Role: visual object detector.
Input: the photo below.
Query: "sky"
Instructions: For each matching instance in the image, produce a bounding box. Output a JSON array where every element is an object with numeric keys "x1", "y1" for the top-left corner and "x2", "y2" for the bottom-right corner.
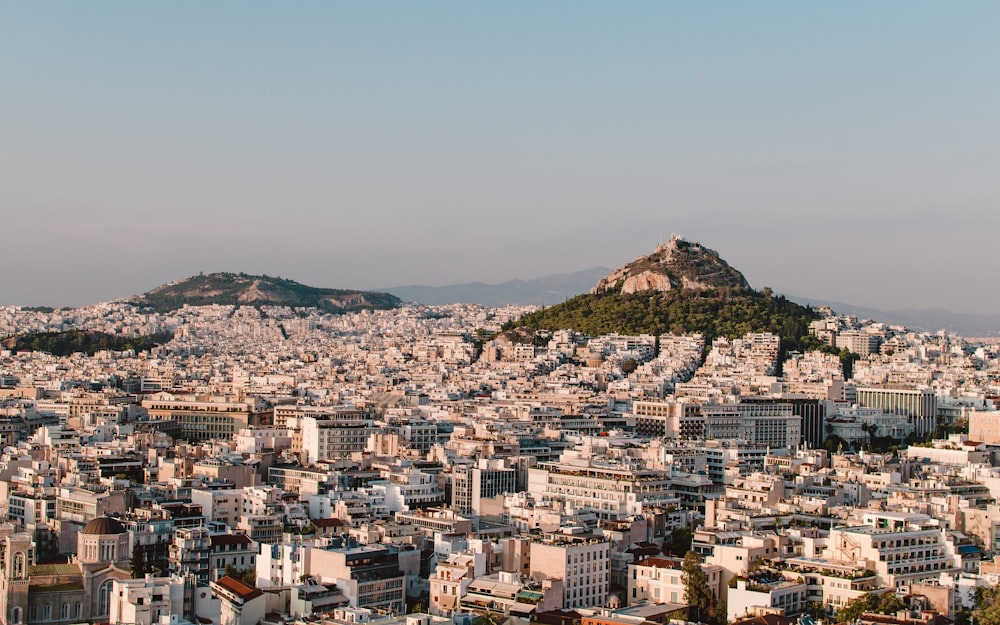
[{"x1": 2, "y1": 3, "x2": 999, "y2": 313}]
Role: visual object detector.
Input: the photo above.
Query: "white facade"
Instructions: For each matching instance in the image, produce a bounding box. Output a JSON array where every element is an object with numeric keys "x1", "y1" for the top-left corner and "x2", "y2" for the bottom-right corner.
[
  {"x1": 530, "y1": 536, "x2": 610, "y2": 609},
  {"x1": 110, "y1": 575, "x2": 185, "y2": 625},
  {"x1": 302, "y1": 412, "x2": 373, "y2": 463},
  {"x1": 627, "y1": 557, "x2": 721, "y2": 606}
]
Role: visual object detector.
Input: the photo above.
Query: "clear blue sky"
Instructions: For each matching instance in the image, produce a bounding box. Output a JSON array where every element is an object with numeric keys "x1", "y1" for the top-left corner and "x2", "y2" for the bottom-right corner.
[{"x1": 3, "y1": 3, "x2": 998, "y2": 313}]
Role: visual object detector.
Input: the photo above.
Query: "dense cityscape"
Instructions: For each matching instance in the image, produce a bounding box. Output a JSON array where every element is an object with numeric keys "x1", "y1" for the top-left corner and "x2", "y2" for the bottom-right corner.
[
  {"x1": 7, "y1": 2, "x2": 999, "y2": 625},
  {"x1": 3, "y1": 244, "x2": 1000, "y2": 625}
]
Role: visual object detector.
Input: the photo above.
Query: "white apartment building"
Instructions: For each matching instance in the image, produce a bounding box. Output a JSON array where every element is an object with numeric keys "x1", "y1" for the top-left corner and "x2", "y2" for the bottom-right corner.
[
  {"x1": 530, "y1": 533, "x2": 610, "y2": 609},
  {"x1": 627, "y1": 557, "x2": 722, "y2": 606},
  {"x1": 210, "y1": 534, "x2": 257, "y2": 582},
  {"x1": 307, "y1": 545, "x2": 407, "y2": 614},
  {"x1": 728, "y1": 577, "x2": 808, "y2": 622},
  {"x1": 430, "y1": 552, "x2": 486, "y2": 616},
  {"x1": 240, "y1": 486, "x2": 282, "y2": 517},
  {"x1": 634, "y1": 401, "x2": 801, "y2": 449},
  {"x1": 302, "y1": 411, "x2": 373, "y2": 463},
  {"x1": 825, "y1": 512, "x2": 957, "y2": 591},
  {"x1": 836, "y1": 330, "x2": 880, "y2": 357},
  {"x1": 190, "y1": 487, "x2": 241, "y2": 530},
  {"x1": 633, "y1": 399, "x2": 703, "y2": 439},
  {"x1": 452, "y1": 459, "x2": 517, "y2": 516},
  {"x1": 784, "y1": 558, "x2": 880, "y2": 617},
  {"x1": 528, "y1": 459, "x2": 674, "y2": 521},
  {"x1": 702, "y1": 403, "x2": 802, "y2": 449},
  {"x1": 369, "y1": 468, "x2": 445, "y2": 513},
  {"x1": 256, "y1": 541, "x2": 309, "y2": 588},
  {"x1": 110, "y1": 575, "x2": 185, "y2": 625}
]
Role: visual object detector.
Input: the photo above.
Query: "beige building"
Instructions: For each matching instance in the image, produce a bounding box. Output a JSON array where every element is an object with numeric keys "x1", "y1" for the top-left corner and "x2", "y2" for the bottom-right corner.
[
  {"x1": 627, "y1": 557, "x2": 722, "y2": 606},
  {"x1": 784, "y1": 557, "x2": 880, "y2": 617},
  {"x1": 307, "y1": 545, "x2": 407, "y2": 614},
  {"x1": 706, "y1": 533, "x2": 788, "y2": 591},
  {"x1": 528, "y1": 460, "x2": 675, "y2": 521},
  {"x1": 530, "y1": 533, "x2": 610, "y2": 609},
  {"x1": 825, "y1": 512, "x2": 957, "y2": 591},
  {"x1": 969, "y1": 411, "x2": 1000, "y2": 446},
  {"x1": 301, "y1": 410, "x2": 373, "y2": 463},
  {"x1": 728, "y1": 577, "x2": 807, "y2": 622},
  {"x1": 142, "y1": 393, "x2": 269, "y2": 442},
  {"x1": 460, "y1": 570, "x2": 564, "y2": 617},
  {"x1": 429, "y1": 553, "x2": 485, "y2": 616},
  {"x1": 109, "y1": 575, "x2": 186, "y2": 625}
]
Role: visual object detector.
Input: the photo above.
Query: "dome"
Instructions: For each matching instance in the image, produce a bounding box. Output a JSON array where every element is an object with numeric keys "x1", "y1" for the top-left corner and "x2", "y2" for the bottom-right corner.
[{"x1": 80, "y1": 516, "x2": 126, "y2": 536}]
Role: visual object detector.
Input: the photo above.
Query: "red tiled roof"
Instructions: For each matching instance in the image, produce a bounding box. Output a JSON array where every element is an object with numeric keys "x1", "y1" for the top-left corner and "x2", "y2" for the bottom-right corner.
[
  {"x1": 312, "y1": 518, "x2": 346, "y2": 527},
  {"x1": 215, "y1": 576, "x2": 263, "y2": 601}
]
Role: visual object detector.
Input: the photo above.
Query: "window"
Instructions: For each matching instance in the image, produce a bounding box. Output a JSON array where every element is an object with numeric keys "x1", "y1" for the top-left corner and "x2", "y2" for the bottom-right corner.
[{"x1": 98, "y1": 580, "x2": 114, "y2": 616}]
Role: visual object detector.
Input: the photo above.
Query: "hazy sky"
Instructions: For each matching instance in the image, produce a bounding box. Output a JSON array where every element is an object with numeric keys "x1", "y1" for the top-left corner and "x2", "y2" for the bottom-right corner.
[{"x1": 3, "y1": 3, "x2": 998, "y2": 313}]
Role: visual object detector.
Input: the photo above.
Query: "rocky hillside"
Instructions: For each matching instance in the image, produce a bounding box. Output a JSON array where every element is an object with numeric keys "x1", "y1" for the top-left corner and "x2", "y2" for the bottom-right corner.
[
  {"x1": 132, "y1": 273, "x2": 402, "y2": 313},
  {"x1": 513, "y1": 238, "x2": 825, "y2": 353},
  {"x1": 592, "y1": 235, "x2": 750, "y2": 295}
]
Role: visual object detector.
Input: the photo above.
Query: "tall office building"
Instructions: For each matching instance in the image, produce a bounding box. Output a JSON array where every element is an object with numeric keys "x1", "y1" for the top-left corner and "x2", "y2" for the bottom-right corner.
[{"x1": 452, "y1": 459, "x2": 516, "y2": 516}]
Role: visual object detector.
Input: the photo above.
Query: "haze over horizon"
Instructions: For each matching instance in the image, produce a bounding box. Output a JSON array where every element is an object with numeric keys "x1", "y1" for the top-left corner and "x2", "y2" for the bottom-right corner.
[{"x1": 3, "y1": 3, "x2": 998, "y2": 313}]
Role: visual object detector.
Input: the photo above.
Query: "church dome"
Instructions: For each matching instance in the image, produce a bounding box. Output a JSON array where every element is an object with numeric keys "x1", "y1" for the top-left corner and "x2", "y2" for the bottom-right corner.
[{"x1": 80, "y1": 516, "x2": 126, "y2": 536}]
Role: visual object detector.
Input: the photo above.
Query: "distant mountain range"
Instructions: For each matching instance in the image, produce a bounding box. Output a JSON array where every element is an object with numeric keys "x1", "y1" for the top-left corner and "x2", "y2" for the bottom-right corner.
[
  {"x1": 131, "y1": 273, "x2": 401, "y2": 313},
  {"x1": 391, "y1": 239, "x2": 1000, "y2": 337},
  {"x1": 786, "y1": 296, "x2": 1000, "y2": 337},
  {"x1": 20, "y1": 259, "x2": 998, "y2": 337},
  {"x1": 384, "y1": 267, "x2": 612, "y2": 307}
]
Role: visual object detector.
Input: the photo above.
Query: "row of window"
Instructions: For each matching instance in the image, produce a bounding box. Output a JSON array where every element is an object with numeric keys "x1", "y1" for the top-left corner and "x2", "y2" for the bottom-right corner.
[{"x1": 28, "y1": 601, "x2": 82, "y2": 622}]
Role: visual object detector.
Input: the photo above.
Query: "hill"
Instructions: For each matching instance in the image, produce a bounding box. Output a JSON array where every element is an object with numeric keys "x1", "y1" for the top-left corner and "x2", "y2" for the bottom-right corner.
[
  {"x1": 2, "y1": 330, "x2": 173, "y2": 356},
  {"x1": 132, "y1": 273, "x2": 402, "y2": 313},
  {"x1": 512, "y1": 238, "x2": 825, "y2": 353},
  {"x1": 385, "y1": 267, "x2": 611, "y2": 306},
  {"x1": 592, "y1": 235, "x2": 749, "y2": 295}
]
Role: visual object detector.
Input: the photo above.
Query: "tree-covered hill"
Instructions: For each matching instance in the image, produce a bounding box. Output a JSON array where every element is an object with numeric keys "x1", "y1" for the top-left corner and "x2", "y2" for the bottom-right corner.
[
  {"x1": 511, "y1": 287, "x2": 829, "y2": 353},
  {"x1": 2, "y1": 330, "x2": 174, "y2": 356},
  {"x1": 132, "y1": 272, "x2": 402, "y2": 313}
]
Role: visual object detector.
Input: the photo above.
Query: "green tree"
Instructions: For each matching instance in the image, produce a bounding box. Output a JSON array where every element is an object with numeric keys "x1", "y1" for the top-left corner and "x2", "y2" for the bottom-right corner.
[
  {"x1": 974, "y1": 584, "x2": 1000, "y2": 625},
  {"x1": 823, "y1": 434, "x2": 848, "y2": 455},
  {"x1": 716, "y1": 595, "x2": 727, "y2": 625},
  {"x1": 837, "y1": 592, "x2": 905, "y2": 622},
  {"x1": 130, "y1": 543, "x2": 147, "y2": 579},
  {"x1": 225, "y1": 565, "x2": 257, "y2": 587},
  {"x1": 664, "y1": 527, "x2": 693, "y2": 557},
  {"x1": 839, "y1": 349, "x2": 861, "y2": 379},
  {"x1": 682, "y1": 551, "x2": 721, "y2": 625}
]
